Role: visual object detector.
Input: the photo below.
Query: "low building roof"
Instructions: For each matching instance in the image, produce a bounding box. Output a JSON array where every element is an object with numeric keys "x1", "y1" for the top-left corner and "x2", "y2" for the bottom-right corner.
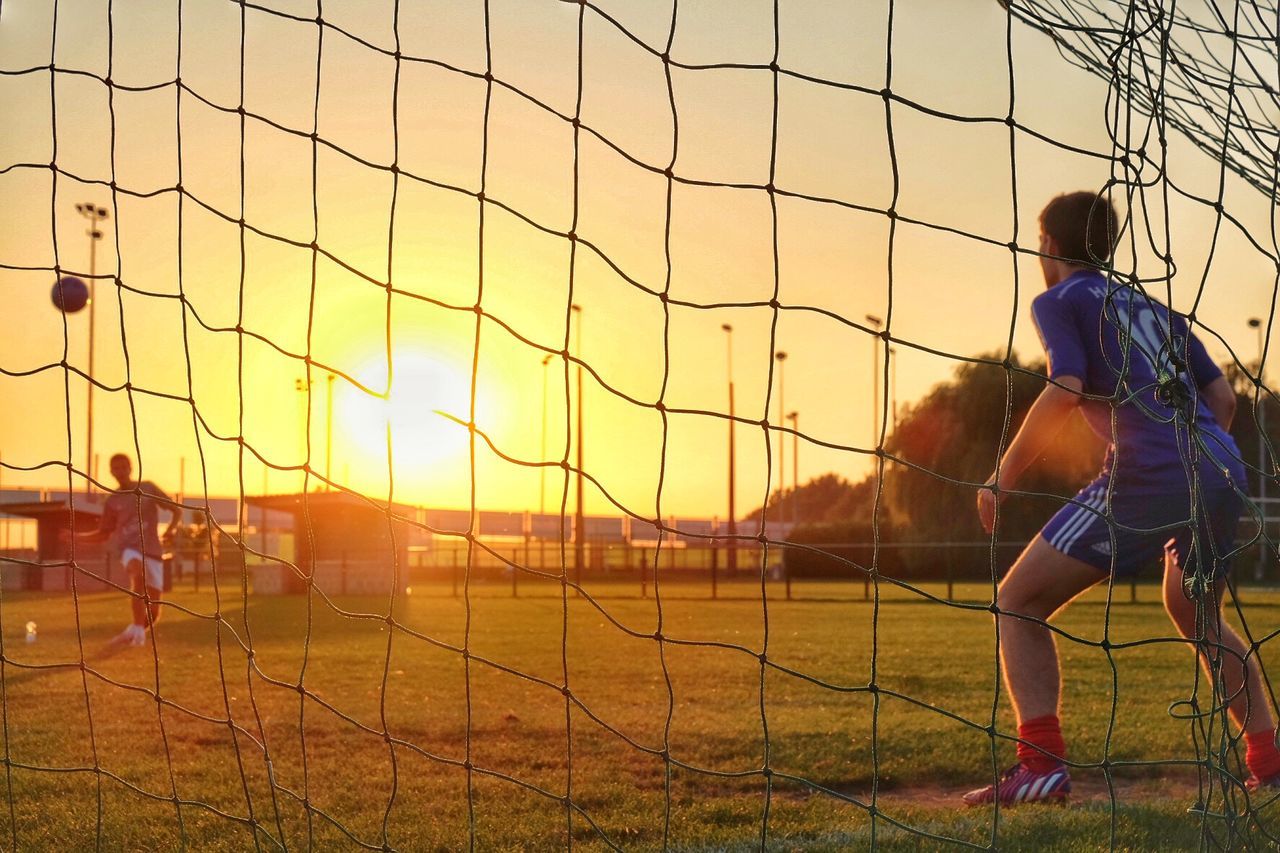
[
  {"x1": 1, "y1": 500, "x2": 104, "y2": 520},
  {"x1": 244, "y1": 491, "x2": 416, "y2": 518}
]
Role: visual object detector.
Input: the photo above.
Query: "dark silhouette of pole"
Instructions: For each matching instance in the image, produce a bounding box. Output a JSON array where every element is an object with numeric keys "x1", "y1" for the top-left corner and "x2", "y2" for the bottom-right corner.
[
  {"x1": 866, "y1": 315, "x2": 883, "y2": 449},
  {"x1": 261, "y1": 466, "x2": 268, "y2": 556},
  {"x1": 573, "y1": 304, "x2": 585, "y2": 580},
  {"x1": 541, "y1": 353, "x2": 553, "y2": 515},
  {"x1": 722, "y1": 323, "x2": 737, "y2": 575},
  {"x1": 787, "y1": 411, "x2": 798, "y2": 525},
  {"x1": 888, "y1": 346, "x2": 898, "y2": 433},
  {"x1": 1250, "y1": 316, "x2": 1267, "y2": 580},
  {"x1": 75, "y1": 202, "x2": 107, "y2": 493},
  {"x1": 774, "y1": 351, "x2": 788, "y2": 513},
  {"x1": 296, "y1": 371, "x2": 335, "y2": 490},
  {"x1": 326, "y1": 372, "x2": 335, "y2": 490}
]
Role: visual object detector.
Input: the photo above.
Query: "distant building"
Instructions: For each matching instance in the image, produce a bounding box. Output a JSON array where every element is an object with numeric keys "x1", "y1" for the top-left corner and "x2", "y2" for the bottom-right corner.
[
  {"x1": 0, "y1": 496, "x2": 114, "y2": 592},
  {"x1": 244, "y1": 492, "x2": 416, "y2": 594}
]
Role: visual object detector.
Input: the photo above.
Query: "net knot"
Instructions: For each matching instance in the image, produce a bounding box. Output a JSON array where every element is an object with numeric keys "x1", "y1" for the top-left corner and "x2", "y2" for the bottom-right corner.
[
  {"x1": 1157, "y1": 373, "x2": 1192, "y2": 409},
  {"x1": 1154, "y1": 362, "x2": 1193, "y2": 418},
  {"x1": 1181, "y1": 565, "x2": 1215, "y2": 601}
]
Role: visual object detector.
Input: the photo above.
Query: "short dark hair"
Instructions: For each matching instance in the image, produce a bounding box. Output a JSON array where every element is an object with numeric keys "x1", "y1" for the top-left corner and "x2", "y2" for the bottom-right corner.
[
  {"x1": 109, "y1": 453, "x2": 131, "y2": 466},
  {"x1": 1040, "y1": 191, "x2": 1119, "y2": 268}
]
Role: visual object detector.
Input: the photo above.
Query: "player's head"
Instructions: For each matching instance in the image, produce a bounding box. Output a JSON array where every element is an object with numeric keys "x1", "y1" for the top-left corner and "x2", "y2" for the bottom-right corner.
[
  {"x1": 1038, "y1": 191, "x2": 1119, "y2": 283},
  {"x1": 108, "y1": 453, "x2": 132, "y2": 486}
]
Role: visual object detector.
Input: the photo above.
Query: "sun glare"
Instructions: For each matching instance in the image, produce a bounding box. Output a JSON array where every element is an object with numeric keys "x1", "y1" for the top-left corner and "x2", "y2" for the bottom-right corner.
[{"x1": 343, "y1": 351, "x2": 474, "y2": 475}]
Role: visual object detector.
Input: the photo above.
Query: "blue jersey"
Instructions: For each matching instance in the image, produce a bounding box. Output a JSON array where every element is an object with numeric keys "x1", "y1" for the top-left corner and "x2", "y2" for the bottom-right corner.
[{"x1": 1030, "y1": 270, "x2": 1247, "y2": 496}]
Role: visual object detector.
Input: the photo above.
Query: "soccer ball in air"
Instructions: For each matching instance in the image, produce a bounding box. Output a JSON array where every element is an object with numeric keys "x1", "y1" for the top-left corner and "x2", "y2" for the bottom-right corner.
[{"x1": 51, "y1": 276, "x2": 89, "y2": 313}]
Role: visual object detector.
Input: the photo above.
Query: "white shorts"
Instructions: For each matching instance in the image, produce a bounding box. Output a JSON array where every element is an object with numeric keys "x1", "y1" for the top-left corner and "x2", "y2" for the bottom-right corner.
[{"x1": 121, "y1": 548, "x2": 164, "y2": 589}]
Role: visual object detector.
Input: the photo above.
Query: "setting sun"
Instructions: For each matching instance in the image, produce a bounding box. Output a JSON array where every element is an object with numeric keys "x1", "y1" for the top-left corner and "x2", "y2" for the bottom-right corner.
[{"x1": 343, "y1": 351, "x2": 474, "y2": 480}]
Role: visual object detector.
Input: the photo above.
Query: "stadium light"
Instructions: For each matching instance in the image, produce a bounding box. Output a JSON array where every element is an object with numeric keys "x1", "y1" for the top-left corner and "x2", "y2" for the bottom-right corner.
[
  {"x1": 74, "y1": 202, "x2": 108, "y2": 494},
  {"x1": 722, "y1": 324, "x2": 737, "y2": 574},
  {"x1": 1250, "y1": 317, "x2": 1268, "y2": 580}
]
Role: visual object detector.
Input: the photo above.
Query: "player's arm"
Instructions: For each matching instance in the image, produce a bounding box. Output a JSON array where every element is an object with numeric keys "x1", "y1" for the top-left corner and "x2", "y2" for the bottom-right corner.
[
  {"x1": 1184, "y1": 327, "x2": 1235, "y2": 431},
  {"x1": 978, "y1": 290, "x2": 1088, "y2": 533},
  {"x1": 64, "y1": 504, "x2": 115, "y2": 543},
  {"x1": 68, "y1": 526, "x2": 110, "y2": 543},
  {"x1": 978, "y1": 376, "x2": 1084, "y2": 533},
  {"x1": 148, "y1": 482, "x2": 182, "y2": 543},
  {"x1": 1200, "y1": 375, "x2": 1236, "y2": 431}
]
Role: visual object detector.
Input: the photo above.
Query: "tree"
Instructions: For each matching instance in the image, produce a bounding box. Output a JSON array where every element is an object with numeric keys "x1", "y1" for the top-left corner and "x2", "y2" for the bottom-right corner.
[
  {"x1": 881, "y1": 353, "x2": 1103, "y2": 542},
  {"x1": 743, "y1": 473, "x2": 874, "y2": 526},
  {"x1": 756, "y1": 353, "x2": 1105, "y2": 547}
]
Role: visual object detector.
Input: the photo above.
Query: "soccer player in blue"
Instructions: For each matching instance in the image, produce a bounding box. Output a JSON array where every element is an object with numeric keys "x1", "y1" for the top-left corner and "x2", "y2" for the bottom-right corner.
[{"x1": 963, "y1": 191, "x2": 1279, "y2": 805}]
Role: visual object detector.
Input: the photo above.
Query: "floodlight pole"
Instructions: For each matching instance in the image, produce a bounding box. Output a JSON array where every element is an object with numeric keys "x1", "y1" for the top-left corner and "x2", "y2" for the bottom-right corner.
[
  {"x1": 888, "y1": 346, "x2": 898, "y2": 433},
  {"x1": 866, "y1": 315, "x2": 883, "y2": 450},
  {"x1": 722, "y1": 324, "x2": 736, "y2": 575},
  {"x1": 326, "y1": 372, "x2": 335, "y2": 490},
  {"x1": 774, "y1": 351, "x2": 788, "y2": 512},
  {"x1": 75, "y1": 202, "x2": 107, "y2": 494},
  {"x1": 541, "y1": 354, "x2": 553, "y2": 515},
  {"x1": 787, "y1": 411, "x2": 799, "y2": 525},
  {"x1": 295, "y1": 371, "x2": 335, "y2": 491},
  {"x1": 576, "y1": 302, "x2": 586, "y2": 573},
  {"x1": 1250, "y1": 317, "x2": 1267, "y2": 580}
]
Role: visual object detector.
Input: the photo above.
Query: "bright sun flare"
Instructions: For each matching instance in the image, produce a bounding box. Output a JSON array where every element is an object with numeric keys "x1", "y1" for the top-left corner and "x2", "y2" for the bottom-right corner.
[{"x1": 342, "y1": 352, "x2": 474, "y2": 473}]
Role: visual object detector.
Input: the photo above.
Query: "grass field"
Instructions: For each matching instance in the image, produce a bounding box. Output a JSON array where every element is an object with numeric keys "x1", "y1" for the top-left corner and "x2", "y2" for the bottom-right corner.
[{"x1": 2, "y1": 575, "x2": 1280, "y2": 850}]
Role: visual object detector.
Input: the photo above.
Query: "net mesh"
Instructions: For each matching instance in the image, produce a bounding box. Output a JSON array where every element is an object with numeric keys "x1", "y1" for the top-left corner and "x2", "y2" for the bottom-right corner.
[{"x1": 1, "y1": 0, "x2": 1279, "y2": 847}]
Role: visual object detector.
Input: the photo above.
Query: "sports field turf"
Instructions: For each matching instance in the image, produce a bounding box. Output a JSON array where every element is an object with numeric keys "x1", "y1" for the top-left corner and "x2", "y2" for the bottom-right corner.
[{"x1": 1, "y1": 576, "x2": 1278, "y2": 849}]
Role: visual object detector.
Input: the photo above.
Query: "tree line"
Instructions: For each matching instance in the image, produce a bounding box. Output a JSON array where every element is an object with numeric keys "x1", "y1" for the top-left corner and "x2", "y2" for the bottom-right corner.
[{"x1": 748, "y1": 354, "x2": 1278, "y2": 579}]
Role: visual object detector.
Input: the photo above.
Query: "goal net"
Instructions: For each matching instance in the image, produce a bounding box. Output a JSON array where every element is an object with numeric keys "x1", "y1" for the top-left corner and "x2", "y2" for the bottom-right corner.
[{"x1": 0, "y1": 0, "x2": 1278, "y2": 847}]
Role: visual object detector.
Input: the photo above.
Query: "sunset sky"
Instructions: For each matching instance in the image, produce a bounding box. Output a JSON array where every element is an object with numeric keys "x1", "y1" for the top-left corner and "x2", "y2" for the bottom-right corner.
[{"x1": 1, "y1": 0, "x2": 1275, "y2": 519}]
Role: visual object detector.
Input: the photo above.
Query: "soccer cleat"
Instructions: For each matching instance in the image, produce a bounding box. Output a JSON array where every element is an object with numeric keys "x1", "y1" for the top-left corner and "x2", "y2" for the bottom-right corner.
[
  {"x1": 127, "y1": 624, "x2": 147, "y2": 647},
  {"x1": 111, "y1": 624, "x2": 138, "y2": 645},
  {"x1": 962, "y1": 762, "x2": 1071, "y2": 806}
]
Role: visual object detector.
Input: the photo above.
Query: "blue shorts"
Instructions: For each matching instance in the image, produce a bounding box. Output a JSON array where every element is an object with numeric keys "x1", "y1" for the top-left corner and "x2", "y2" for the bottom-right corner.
[{"x1": 1041, "y1": 480, "x2": 1243, "y2": 578}]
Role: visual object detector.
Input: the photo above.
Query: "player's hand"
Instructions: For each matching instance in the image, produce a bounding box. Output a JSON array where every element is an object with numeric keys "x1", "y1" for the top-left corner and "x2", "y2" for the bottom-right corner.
[{"x1": 977, "y1": 476, "x2": 1007, "y2": 534}]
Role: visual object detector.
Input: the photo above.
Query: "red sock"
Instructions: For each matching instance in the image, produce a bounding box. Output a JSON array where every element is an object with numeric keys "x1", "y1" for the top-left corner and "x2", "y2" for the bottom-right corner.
[
  {"x1": 1017, "y1": 714, "x2": 1066, "y2": 774},
  {"x1": 1245, "y1": 730, "x2": 1280, "y2": 781}
]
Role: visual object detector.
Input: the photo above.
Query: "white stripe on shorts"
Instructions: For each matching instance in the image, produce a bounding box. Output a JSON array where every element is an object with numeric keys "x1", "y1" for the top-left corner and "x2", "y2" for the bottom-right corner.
[
  {"x1": 1050, "y1": 491, "x2": 1103, "y2": 551},
  {"x1": 1059, "y1": 494, "x2": 1105, "y2": 553}
]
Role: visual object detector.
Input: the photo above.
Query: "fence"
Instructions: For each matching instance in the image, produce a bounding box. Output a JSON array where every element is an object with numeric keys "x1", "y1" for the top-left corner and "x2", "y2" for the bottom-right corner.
[
  {"x1": 103, "y1": 536, "x2": 1280, "y2": 602},
  {"x1": 393, "y1": 539, "x2": 1241, "y2": 602}
]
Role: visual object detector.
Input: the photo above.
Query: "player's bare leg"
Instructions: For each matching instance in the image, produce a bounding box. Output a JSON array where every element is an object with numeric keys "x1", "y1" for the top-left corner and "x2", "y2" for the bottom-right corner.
[
  {"x1": 115, "y1": 558, "x2": 160, "y2": 646},
  {"x1": 126, "y1": 559, "x2": 148, "y2": 628},
  {"x1": 141, "y1": 582, "x2": 162, "y2": 628},
  {"x1": 996, "y1": 535, "x2": 1104, "y2": 721},
  {"x1": 963, "y1": 536, "x2": 1103, "y2": 805},
  {"x1": 1163, "y1": 546, "x2": 1280, "y2": 787},
  {"x1": 1162, "y1": 554, "x2": 1272, "y2": 733}
]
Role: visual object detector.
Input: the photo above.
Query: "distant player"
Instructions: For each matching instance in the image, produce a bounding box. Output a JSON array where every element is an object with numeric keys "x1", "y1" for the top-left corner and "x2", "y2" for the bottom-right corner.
[
  {"x1": 69, "y1": 453, "x2": 181, "y2": 646},
  {"x1": 965, "y1": 191, "x2": 1279, "y2": 805}
]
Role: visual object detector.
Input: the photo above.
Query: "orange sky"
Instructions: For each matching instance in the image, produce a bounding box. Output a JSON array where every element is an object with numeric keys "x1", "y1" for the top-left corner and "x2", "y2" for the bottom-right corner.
[{"x1": 1, "y1": 0, "x2": 1276, "y2": 518}]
